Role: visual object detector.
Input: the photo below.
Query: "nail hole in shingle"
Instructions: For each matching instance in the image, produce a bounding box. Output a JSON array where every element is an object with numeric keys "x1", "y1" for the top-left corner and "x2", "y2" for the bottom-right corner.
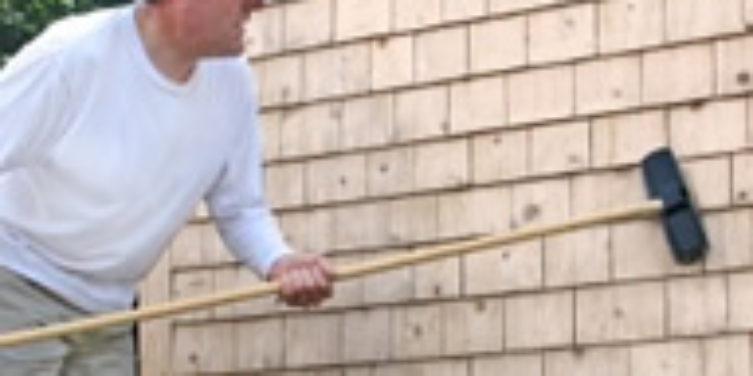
[
  {"x1": 523, "y1": 204, "x2": 540, "y2": 222},
  {"x1": 737, "y1": 71, "x2": 751, "y2": 86}
]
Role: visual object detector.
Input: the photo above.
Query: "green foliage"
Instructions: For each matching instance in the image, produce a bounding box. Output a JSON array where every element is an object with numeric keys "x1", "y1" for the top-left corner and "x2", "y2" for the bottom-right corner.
[{"x1": 0, "y1": 0, "x2": 129, "y2": 64}]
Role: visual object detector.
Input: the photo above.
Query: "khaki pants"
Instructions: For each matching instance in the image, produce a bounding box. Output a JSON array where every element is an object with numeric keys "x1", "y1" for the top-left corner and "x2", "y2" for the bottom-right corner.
[{"x1": 0, "y1": 268, "x2": 136, "y2": 375}]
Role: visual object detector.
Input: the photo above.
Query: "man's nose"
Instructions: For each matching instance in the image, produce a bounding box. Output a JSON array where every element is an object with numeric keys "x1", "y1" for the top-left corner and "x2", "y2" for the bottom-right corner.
[
  {"x1": 261, "y1": 0, "x2": 302, "y2": 6},
  {"x1": 244, "y1": 0, "x2": 265, "y2": 13},
  {"x1": 245, "y1": 0, "x2": 302, "y2": 14}
]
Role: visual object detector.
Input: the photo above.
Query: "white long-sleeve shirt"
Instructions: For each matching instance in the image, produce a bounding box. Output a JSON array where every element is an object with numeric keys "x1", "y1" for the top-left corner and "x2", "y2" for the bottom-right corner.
[{"x1": 0, "y1": 5, "x2": 291, "y2": 312}]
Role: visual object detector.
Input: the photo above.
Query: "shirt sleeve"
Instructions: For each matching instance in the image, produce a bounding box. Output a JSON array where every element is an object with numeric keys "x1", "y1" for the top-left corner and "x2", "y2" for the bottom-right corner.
[
  {"x1": 0, "y1": 38, "x2": 72, "y2": 173},
  {"x1": 205, "y1": 67, "x2": 292, "y2": 277}
]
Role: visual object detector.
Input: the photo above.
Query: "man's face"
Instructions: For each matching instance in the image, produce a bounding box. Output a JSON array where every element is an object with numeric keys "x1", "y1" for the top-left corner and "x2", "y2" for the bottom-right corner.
[{"x1": 177, "y1": 0, "x2": 265, "y2": 57}]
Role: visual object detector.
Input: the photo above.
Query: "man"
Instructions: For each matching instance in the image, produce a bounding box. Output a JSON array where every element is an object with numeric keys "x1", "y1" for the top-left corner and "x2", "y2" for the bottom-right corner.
[{"x1": 0, "y1": 0, "x2": 334, "y2": 373}]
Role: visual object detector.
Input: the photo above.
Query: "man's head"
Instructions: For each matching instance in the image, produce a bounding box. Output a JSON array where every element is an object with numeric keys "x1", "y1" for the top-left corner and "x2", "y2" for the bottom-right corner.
[{"x1": 140, "y1": 0, "x2": 266, "y2": 59}]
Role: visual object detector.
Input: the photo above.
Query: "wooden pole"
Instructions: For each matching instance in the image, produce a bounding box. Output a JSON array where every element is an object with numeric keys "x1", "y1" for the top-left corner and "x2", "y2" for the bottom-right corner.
[{"x1": 0, "y1": 200, "x2": 663, "y2": 347}]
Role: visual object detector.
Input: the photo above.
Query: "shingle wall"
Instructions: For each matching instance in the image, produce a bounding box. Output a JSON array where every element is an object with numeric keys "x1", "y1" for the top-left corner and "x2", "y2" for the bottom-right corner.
[{"x1": 140, "y1": 0, "x2": 753, "y2": 374}]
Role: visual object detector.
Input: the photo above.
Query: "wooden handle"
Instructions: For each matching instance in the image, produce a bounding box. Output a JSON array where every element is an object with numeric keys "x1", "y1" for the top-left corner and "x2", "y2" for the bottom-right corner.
[
  {"x1": 0, "y1": 199, "x2": 663, "y2": 347},
  {"x1": 336, "y1": 199, "x2": 663, "y2": 279}
]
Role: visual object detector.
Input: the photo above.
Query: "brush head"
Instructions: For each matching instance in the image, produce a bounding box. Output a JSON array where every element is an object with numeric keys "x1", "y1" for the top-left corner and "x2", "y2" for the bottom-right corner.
[{"x1": 642, "y1": 147, "x2": 708, "y2": 264}]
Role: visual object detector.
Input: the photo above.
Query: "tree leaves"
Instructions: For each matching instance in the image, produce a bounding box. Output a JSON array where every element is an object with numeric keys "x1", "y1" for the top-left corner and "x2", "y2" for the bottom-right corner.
[{"x1": 0, "y1": 0, "x2": 129, "y2": 64}]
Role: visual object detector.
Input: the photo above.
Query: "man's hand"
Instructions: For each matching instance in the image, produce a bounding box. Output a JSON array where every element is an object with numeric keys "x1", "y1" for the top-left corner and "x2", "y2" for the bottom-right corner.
[{"x1": 268, "y1": 253, "x2": 335, "y2": 307}]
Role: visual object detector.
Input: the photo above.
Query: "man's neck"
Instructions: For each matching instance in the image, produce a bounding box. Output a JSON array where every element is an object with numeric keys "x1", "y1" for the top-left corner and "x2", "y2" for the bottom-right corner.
[{"x1": 135, "y1": 6, "x2": 196, "y2": 84}]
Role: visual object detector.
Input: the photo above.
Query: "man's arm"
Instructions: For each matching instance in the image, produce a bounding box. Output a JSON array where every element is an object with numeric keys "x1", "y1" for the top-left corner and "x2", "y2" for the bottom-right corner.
[
  {"x1": 0, "y1": 39, "x2": 72, "y2": 173},
  {"x1": 206, "y1": 68, "x2": 333, "y2": 307},
  {"x1": 206, "y1": 126, "x2": 334, "y2": 306}
]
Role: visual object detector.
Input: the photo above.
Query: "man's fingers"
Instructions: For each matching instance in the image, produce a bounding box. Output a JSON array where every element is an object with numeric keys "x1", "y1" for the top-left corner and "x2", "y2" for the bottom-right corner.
[
  {"x1": 315, "y1": 257, "x2": 336, "y2": 280},
  {"x1": 270, "y1": 253, "x2": 336, "y2": 307},
  {"x1": 279, "y1": 266, "x2": 332, "y2": 307},
  {"x1": 311, "y1": 267, "x2": 333, "y2": 295}
]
